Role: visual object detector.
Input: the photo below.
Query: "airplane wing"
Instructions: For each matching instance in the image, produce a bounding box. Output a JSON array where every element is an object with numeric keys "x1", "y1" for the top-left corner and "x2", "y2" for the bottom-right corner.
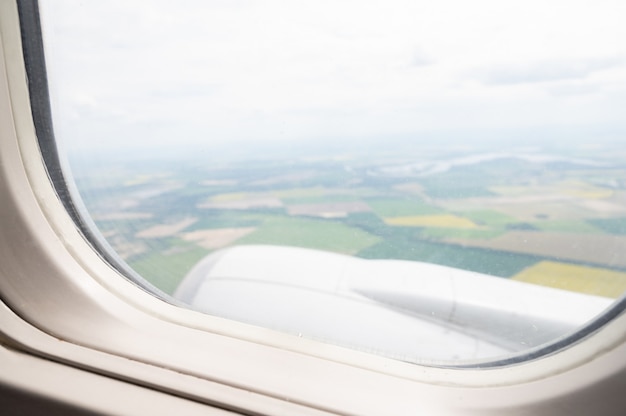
[{"x1": 174, "y1": 245, "x2": 612, "y2": 362}]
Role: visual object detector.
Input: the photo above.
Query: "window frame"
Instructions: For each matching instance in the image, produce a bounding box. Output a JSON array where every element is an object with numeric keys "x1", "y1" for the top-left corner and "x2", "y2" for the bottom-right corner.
[{"x1": 3, "y1": 0, "x2": 626, "y2": 414}]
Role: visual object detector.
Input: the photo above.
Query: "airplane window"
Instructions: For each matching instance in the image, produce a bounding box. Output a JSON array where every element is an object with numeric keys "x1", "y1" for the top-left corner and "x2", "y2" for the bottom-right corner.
[{"x1": 35, "y1": 0, "x2": 626, "y2": 364}]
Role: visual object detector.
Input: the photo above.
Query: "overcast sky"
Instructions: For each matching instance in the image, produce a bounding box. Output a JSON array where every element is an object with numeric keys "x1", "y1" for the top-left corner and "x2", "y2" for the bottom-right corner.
[{"x1": 39, "y1": 0, "x2": 626, "y2": 154}]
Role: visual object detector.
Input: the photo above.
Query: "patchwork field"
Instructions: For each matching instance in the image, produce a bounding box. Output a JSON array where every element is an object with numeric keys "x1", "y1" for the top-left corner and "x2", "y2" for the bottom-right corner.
[{"x1": 76, "y1": 145, "x2": 626, "y2": 299}]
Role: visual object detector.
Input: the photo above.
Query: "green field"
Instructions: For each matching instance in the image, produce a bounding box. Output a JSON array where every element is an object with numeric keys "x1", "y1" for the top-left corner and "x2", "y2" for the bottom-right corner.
[
  {"x1": 235, "y1": 216, "x2": 381, "y2": 254},
  {"x1": 366, "y1": 198, "x2": 444, "y2": 218},
  {"x1": 418, "y1": 227, "x2": 505, "y2": 240},
  {"x1": 357, "y1": 239, "x2": 539, "y2": 277},
  {"x1": 185, "y1": 213, "x2": 263, "y2": 231},
  {"x1": 588, "y1": 218, "x2": 626, "y2": 235},
  {"x1": 534, "y1": 220, "x2": 603, "y2": 233},
  {"x1": 129, "y1": 246, "x2": 210, "y2": 294},
  {"x1": 419, "y1": 171, "x2": 496, "y2": 199}
]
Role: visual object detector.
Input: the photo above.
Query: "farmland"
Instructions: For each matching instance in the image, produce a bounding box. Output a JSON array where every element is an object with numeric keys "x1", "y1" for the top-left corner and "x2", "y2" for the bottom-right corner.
[
  {"x1": 445, "y1": 231, "x2": 626, "y2": 268},
  {"x1": 512, "y1": 261, "x2": 626, "y2": 298},
  {"x1": 70, "y1": 141, "x2": 626, "y2": 296}
]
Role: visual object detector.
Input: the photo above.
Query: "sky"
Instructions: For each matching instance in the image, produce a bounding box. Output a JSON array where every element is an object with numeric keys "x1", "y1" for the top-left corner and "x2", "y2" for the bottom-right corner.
[{"x1": 39, "y1": 0, "x2": 626, "y2": 155}]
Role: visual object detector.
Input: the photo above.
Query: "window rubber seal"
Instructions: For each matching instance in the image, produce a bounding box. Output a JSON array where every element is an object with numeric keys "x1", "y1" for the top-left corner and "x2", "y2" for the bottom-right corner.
[{"x1": 16, "y1": 0, "x2": 175, "y2": 304}]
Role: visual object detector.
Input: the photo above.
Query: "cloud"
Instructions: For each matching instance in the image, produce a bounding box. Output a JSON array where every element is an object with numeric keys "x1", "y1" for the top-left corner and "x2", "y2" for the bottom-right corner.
[
  {"x1": 479, "y1": 57, "x2": 623, "y2": 85},
  {"x1": 545, "y1": 83, "x2": 601, "y2": 97},
  {"x1": 149, "y1": 84, "x2": 219, "y2": 99},
  {"x1": 40, "y1": 0, "x2": 626, "y2": 152},
  {"x1": 410, "y1": 48, "x2": 434, "y2": 67}
]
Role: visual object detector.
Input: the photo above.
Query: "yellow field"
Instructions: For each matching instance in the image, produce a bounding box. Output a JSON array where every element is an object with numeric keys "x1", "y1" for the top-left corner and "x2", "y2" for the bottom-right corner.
[
  {"x1": 489, "y1": 181, "x2": 613, "y2": 200},
  {"x1": 562, "y1": 189, "x2": 613, "y2": 199},
  {"x1": 512, "y1": 261, "x2": 626, "y2": 298},
  {"x1": 384, "y1": 214, "x2": 478, "y2": 228}
]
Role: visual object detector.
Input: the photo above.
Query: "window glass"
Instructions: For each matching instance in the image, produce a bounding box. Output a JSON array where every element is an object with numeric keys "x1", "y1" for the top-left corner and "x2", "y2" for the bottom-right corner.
[{"x1": 38, "y1": 0, "x2": 626, "y2": 363}]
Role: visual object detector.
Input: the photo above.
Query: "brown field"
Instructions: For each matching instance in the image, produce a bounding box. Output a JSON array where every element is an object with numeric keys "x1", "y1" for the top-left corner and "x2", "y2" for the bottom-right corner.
[
  {"x1": 385, "y1": 214, "x2": 478, "y2": 228},
  {"x1": 107, "y1": 234, "x2": 147, "y2": 260},
  {"x1": 578, "y1": 199, "x2": 626, "y2": 214},
  {"x1": 439, "y1": 195, "x2": 623, "y2": 222},
  {"x1": 198, "y1": 197, "x2": 283, "y2": 210},
  {"x1": 446, "y1": 231, "x2": 626, "y2": 268},
  {"x1": 488, "y1": 201, "x2": 594, "y2": 222},
  {"x1": 269, "y1": 186, "x2": 375, "y2": 200},
  {"x1": 610, "y1": 190, "x2": 626, "y2": 205},
  {"x1": 287, "y1": 201, "x2": 371, "y2": 218},
  {"x1": 135, "y1": 217, "x2": 197, "y2": 238},
  {"x1": 512, "y1": 261, "x2": 626, "y2": 298},
  {"x1": 182, "y1": 227, "x2": 256, "y2": 249},
  {"x1": 490, "y1": 181, "x2": 613, "y2": 199},
  {"x1": 446, "y1": 182, "x2": 626, "y2": 222}
]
